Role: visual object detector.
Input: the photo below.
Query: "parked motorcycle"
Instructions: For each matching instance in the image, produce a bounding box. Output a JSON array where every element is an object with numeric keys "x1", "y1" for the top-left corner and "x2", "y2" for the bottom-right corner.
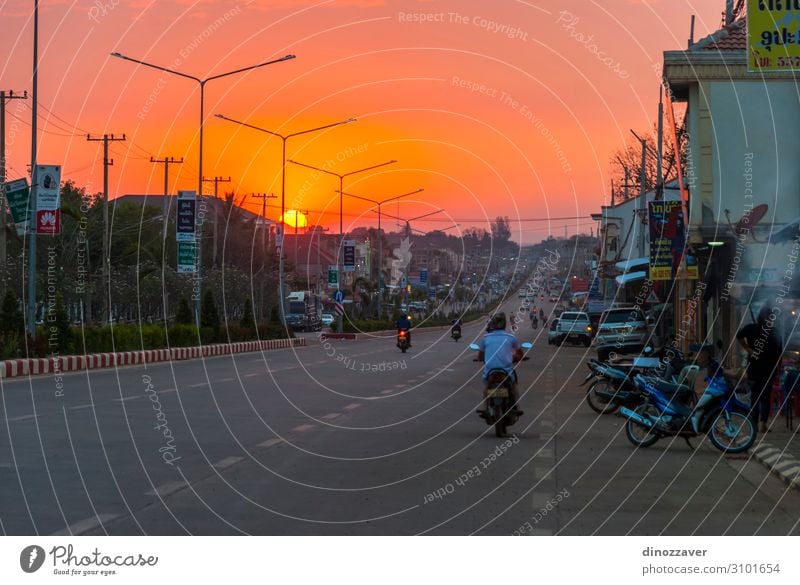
[
  {"x1": 397, "y1": 329, "x2": 410, "y2": 353},
  {"x1": 582, "y1": 346, "x2": 690, "y2": 415},
  {"x1": 619, "y1": 360, "x2": 756, "y2": 453},
  {"x1": 469, "y1": 342, "x2": 533, "y2": 437}
]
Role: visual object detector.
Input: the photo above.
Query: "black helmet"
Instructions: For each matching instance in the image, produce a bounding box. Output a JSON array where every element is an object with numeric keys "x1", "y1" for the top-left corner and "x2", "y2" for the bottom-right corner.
[{"x1": 491, "y1": 312, "x2": 507, "y2": 331}]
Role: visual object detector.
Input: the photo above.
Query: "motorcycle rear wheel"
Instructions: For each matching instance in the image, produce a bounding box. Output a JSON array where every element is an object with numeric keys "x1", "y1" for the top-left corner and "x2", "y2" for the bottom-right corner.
[
  {"x1": 707, "y1": 410, "x2": 756, "y2": 454},
  {"x1": 586, "y1": 380, "x2": 620, "y2": 415},
  {"x1": 625, "y1": 403, "x2": 661, "y2": 448},
  {"x1": 495, "y1": 420, "x2": 506, "y2": 437}
]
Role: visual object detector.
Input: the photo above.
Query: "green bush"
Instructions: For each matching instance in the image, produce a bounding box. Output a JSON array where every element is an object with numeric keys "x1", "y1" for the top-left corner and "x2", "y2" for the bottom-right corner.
[
  {"x1": 341, "y1": 319, "x2": 394, "y2": 333},
  {"x1": 168, "y1": 324, "x2": 200, "y2": 347},
  {"x1": 140, "y1": 324, "x2": 166, "y2": 349}
]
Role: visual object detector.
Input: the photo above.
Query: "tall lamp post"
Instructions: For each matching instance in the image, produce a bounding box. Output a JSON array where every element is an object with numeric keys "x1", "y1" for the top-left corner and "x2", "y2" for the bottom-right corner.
[
  {"x1": 339, "y1": 188, "x2": 424, "y2": 317},
  {"x1": 110, "y1": 51, "x2": 295, "y2": 322},
  {"x1": 214, "y1": 114, "x2": 355, "y2": 326},
  {"x1": 288, "y1": 158, "x2": 397, "y2": 332}
]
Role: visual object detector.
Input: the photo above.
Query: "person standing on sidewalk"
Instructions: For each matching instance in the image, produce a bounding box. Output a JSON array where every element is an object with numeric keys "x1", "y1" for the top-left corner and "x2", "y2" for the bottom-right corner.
[{"x1": 736, "y1": 305, "x2": 783, "y2": 433}]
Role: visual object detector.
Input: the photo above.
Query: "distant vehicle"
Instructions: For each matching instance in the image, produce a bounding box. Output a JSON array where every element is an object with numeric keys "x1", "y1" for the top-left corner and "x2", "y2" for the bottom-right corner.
[
  {"x1": 554, "y1": 311, "x2": 592, "y2": 346},
  {"x1": 321, "y1": 312, "x2": 335, "y2": 326},
  {"x1": 549, "y1": 296, "x2": 558, "y2": 302},
  {"x1": 518, "y1": 289, "x2": 528, "y2": 298},
  {"x1": 593, "y1": 307, "x2": 650, "y2": 361},
  {"x1": 285, "y1": 291, "x2": 322, "y2": 332}
]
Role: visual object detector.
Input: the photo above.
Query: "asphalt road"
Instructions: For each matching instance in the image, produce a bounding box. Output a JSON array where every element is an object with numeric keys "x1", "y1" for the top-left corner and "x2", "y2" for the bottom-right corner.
[{"x1": 1, "y1": 295, "x2": 799, "y2": 535}]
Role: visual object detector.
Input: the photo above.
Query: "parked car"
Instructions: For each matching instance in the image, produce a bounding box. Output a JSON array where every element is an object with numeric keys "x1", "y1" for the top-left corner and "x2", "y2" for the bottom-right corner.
[
  {"x1": 593, "y1": 306, "x2": 650, "y2": 361},
  {"x1": 321, "y1": 312, "x2": 335, "y2": 326},
  {"x1": 554, "y1": 311, "x2": 592, "y2": 346},
  {"x1": 548, "y1": 318, "x2": 560, "y2": 344}
]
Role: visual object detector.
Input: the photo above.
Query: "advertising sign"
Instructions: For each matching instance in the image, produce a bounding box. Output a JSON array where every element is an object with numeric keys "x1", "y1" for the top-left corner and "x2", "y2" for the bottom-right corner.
[
  {"x1": 35, "y1": 165, "x2": 61, "y2": 235},
  {"x1": 36, "y1": 165, "x2": 61, "y2": 210},
  {"x1": 343, "y1": 240, "x2": 355, "y2": 272},
  {"x1": 176, "y1": 190, "x2": 196, "y2": 242},
  {"x1": 177, "y1": 241, "x2": 197, "y2": 274},
  {"x1": 648, "y1": 200, "x2": 686, "y2": 281},
  {"x1": 420, "y1": 269, "x2": 428, "y2": 285},
  {"x1": 748, "y1": 0, "x2": 800, "y2": 71}
]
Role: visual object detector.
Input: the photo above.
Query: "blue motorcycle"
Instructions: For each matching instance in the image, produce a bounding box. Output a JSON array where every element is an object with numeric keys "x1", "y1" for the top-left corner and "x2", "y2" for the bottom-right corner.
[{"x1": 619, "y1": 360, "x2": 756, "y2": 454}]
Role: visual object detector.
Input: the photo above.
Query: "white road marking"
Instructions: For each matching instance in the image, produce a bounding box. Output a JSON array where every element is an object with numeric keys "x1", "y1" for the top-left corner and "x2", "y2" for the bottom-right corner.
[
  {"x1": 534, "y1": 467, "x2": 553, "y2": 480},
  {"x1": 291, "y1": 424, "x2": 316, "y2": 432},
  {"x1": 146, "y1": 480, "x2": 187, "y2": 498},
  {"x1": 8, "y1": 414, "x2": 38, "y2": 422},
  {"x1": 380, "y1": 390, "x2": 394, "y2": 395},
  {"x1": 187, "y1": 382, "x2": 208, "y2": 388},
  {"x1": 257, "y1": 438, "x2": 284, "y2": 449},
  {"x1": 114, "y1": 396, "x2": 139, "y2": 402},
  {"x1": 213, "y1": 456, "x2": 244, "y2": 469},
  {"x1": 50, "y1": 513, "x2": 118, "y2": 536},
  {"x1": 343, "y1": 403, "x2": 362, "y2": 410},
  {"x1": 535, "y1": 448, "x2": 554, "y2": 459},
  {"x1": 216, "y1": 378, "x2": 236, "y2": 383},
  {"x1": 527, "y1": 529, "x2": 553, "y2": 536},
  {"x1": 393, "y1": 384, "x2": 405, "y2": 388},
  {"x1": 68, "y1": 404, "x2": 94, "y2": 411},
  {"x1": 321, "y1": 413, "x2": 341, "y2": 420},
  {"x1": 160, "y1": 388, "x2": 177, "y2": 394},
  {"x1": 244, "y1": 373, "x2": 259, "y2": 378},
  {"x1": 539, "y1": 420, "x2": 554, "y2": 429}
]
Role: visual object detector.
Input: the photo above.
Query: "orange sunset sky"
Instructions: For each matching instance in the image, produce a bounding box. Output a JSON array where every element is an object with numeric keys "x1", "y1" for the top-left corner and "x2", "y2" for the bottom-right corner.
[{"x1": 1, "y1": 0, "x2": 725, "y2": 243}]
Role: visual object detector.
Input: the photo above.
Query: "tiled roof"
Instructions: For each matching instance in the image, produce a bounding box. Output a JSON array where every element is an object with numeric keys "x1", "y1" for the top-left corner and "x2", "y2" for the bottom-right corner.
[{"x1": 694, "y1": 18, "x2": 746, "y2": 52}]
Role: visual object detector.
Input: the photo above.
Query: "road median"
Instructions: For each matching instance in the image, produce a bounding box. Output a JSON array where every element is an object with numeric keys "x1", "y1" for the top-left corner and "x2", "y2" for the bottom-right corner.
[{"x1": 0, "y1": 338, "x2": 306, "y2": 379}]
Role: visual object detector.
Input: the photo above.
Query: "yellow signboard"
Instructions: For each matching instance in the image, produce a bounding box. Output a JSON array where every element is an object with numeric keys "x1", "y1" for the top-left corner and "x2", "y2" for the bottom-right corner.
[{"x1": 748, "y1": 1, "x2": 800, "y2": 71}]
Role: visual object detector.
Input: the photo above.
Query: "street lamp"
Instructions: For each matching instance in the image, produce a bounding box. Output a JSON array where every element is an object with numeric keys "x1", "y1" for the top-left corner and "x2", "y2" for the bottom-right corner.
[
  {"x1": 340, "y1": 188, "x2": 424, "y2": 316},
  {"x1": 379, "y1": 208, "x2": 445, "y2": 236},
  {"x1": 214, "y1": 114, "x2": 355, "y2": 326},
  {"x1": 287, "y1": 158, "x2": 397, "y2": 331},
  {"x1": 110, "y1": 51, "x2": 295, "y2": 322}
]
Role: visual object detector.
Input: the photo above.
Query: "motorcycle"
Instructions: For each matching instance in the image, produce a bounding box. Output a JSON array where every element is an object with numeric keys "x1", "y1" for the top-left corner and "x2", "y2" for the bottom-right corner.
[
  {"x1": 469, "y1": 342, "x2": 533, "y2": 437},
  {"x1": 397, "y1": 329, "x2": 410, "y2": 353},
  {"x1": 451, "y1": 325, "x2": 462, "y2": 341},
  {"x1": 618, "y1": 360, "x2": 756, "y2": 454},
  {"x1": 582, "y1": 347, "x2": 690, "y2": 415}
]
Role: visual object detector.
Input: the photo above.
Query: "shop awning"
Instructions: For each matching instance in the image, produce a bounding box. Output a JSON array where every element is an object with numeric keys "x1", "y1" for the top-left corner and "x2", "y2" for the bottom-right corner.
[
  {"x1": 615, "y1": 271, "x2": 647, "y2": 285},
  {"x1": 615, "y1": 257, "x2": 649, "y2": 272}
]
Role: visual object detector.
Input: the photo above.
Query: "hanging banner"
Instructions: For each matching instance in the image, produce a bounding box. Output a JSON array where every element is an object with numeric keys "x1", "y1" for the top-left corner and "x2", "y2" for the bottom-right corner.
[
  {"x1": 649, "y1": 200, "x2": 686, "y2": 280},
  {"x1": 176, "y1": 190, "x2": 196, "y2": 242},
  {"x1": 748, "y1": 0, "x2": 800, "y2": 71},
  {"x1": 177, "y1": 241, "x2": 197, "y2": 274},
  {"x1": 35, "y1": 165, "x2": 62, "y2": 235}
]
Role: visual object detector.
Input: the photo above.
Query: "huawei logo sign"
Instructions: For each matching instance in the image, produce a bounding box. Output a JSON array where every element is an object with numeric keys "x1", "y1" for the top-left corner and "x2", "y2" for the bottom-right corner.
[
  {"x1": 40, "y1": 211, "x2": 57, "y2": 226},
  {"x1": 20, "y1": 545, "x2": 46, "y2": 573}
]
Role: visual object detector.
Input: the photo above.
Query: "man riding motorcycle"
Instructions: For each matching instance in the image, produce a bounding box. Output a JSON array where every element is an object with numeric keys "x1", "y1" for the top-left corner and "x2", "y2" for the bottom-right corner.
[
  {"x1": 396, "y1": 313, "x2": 412, "y2": 347},
  {"x1": 477, "y1": 313, "x2": 524, "y2": 417},
  {"x1": 451, "y1": 318, "x2": 462, "y2": 336}
]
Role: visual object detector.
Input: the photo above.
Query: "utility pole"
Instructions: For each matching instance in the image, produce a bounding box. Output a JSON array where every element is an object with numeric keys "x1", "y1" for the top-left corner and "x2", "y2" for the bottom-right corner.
[
  {"x1": 149, "y1": 156, "x2": 183, "y2": 239},
  {"x1": 251, "y1": 193, "x2": 276, "y2": 252},
  {"x1": 26, "y1": 1, "x2": 39, "y2": 337},
  {"x1": 87, "y1": 133, "x2": 126, "y2": 324},
  {"x1": 656, "y1": 86, "x2": 664, "y2": 200},
  {"x1": 202, "y1": 175, "x2": 231, "y2": 268},
  {"x1": 251, "y1": 193, "x2": 276, "y2": 320},
  {"x1": 631, "y1": 130, "x2": 647, "y2": 258},
  {"x1": 0, "y1": 90, "x2": 27, "y2": 297}
]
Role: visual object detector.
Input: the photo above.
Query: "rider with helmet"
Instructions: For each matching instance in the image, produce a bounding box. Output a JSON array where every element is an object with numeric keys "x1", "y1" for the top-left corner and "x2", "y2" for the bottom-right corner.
[
  {"x1": 477, "y1": 312, "x2": 524, "y2": 417},
  {"x1": 396, "y1": 313, "x2": 412, "y2": 347}
]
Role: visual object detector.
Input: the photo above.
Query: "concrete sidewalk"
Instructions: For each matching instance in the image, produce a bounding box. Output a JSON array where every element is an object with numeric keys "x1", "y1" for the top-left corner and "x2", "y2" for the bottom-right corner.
[{"x1": 749, "y1": 405, "x2": 800, "y2": 491}]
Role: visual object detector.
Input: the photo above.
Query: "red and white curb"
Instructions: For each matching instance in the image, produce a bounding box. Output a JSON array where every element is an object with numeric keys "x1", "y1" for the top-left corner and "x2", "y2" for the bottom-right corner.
[{"x1": 0, "y1": 338, "x2": 306, "y2": 379}]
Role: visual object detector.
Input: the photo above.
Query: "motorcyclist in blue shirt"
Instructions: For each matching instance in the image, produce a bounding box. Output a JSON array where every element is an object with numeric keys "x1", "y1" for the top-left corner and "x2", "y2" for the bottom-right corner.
[
  {"x1": 396, "y1": 313, "x2": 412, "y2": 347},
  {"x1": 477, "y1": 312, "x2": 524, "y2": 416}
]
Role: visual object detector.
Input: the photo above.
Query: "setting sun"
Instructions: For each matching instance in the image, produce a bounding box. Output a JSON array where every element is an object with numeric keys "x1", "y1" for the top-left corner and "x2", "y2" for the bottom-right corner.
[{"x1": 280, "y1": 209, "x2": 308, "y2": 229}]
